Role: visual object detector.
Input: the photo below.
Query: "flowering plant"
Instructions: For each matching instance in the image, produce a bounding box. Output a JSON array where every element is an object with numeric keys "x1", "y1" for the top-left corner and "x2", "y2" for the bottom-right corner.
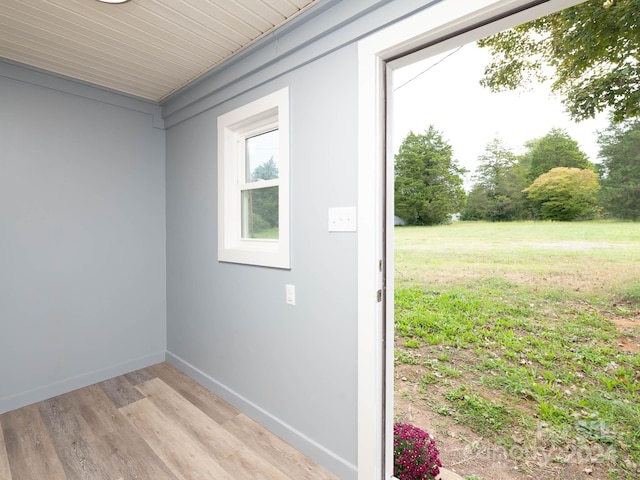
[{"x1": 393, "y1": 423, "x2": 442, "y2": 480}]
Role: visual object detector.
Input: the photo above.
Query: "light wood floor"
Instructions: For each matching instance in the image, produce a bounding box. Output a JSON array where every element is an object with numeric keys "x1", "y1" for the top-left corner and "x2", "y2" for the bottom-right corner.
[{"x1": 0, "y1": 363, "x2": 339, "y2": 480}]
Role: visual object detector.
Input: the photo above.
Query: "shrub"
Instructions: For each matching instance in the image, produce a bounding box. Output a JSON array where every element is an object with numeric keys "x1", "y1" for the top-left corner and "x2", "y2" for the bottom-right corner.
[
  {"x1": 393, "y1": 423, "x2": 442, "y2": 480},
  {"x1": 523, "y1": 167, "x2": 600, "y2": 221}
]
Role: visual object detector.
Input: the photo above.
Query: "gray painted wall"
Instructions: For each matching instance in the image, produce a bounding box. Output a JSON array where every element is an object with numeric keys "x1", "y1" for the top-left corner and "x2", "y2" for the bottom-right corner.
[
  {"x1": 0, "y1": 65, "x2": 167, "y2": 413},
  {"x1": 165, "y1": 44, "x2": 359, "y2": 478}
]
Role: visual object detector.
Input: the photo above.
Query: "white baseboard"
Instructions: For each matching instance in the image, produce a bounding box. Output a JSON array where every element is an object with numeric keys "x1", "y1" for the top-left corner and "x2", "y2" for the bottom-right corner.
[
  {"x1": 165, "y1": 351, "x2": 357, "y2": 480},
  {"x1": 0, "y1": 351, "x2": 166, "y2": 414}
]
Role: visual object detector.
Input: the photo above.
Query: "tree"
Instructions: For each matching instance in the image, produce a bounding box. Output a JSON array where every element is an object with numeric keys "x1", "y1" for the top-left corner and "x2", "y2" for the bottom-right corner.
[
  {"x1": 525, "y1": 128, "x2": 593, "y2": 181},
  {"x1": 598, "y1": 118, "x2": 640, "y2": 219},
  {"x1": 462, "y1": 138, "x2": 529, "y2": 221},
  {"x1": 523, "y1": 167, "x2": 600, "y2": 221},
  {"x1": 247, "y1": 157, "x2": 279, "y2": 235},
  {"x1": 394, "y1": 128, "x2": 467, "y2": 225},
  {"x1": 251, "y1": 156, "x2": 279, "y2": 181},
  {"x1": 478, "y1": 0, "x2": 640, "y2": 123}
]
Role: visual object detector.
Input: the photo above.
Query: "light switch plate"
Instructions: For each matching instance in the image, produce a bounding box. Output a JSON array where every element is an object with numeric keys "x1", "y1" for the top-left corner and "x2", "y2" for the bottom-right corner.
[{"x1": 328, "y1": 206, "x2": 357, "y2": 232}]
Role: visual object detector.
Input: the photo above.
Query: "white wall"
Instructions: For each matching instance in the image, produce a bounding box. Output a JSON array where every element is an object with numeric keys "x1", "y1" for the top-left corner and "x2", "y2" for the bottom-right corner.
[{"x1": 0, "y1": 63, "x2": 167, "y2": 413}]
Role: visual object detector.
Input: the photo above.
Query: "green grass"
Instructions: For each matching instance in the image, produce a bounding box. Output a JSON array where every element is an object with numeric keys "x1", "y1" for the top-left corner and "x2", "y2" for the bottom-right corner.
[
  {"x1": 394, "y1": 221, "x2": 640, "y2": 477},
  {"x1": 249, "y1": 227, "x2": 279, "y2": 239}
]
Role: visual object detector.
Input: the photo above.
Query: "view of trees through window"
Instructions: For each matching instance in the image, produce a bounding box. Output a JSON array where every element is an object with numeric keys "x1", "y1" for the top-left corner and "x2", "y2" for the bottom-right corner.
[{"x1": 242, "y1": 130, "x2": 279, "y2": 239}]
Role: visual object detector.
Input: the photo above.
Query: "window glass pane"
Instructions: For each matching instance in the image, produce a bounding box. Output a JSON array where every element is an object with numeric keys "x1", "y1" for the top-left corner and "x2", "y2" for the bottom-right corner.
[
  {"x1": 245, "y1": 130, "x2": 279, "y2": 183},
  {"x1": 242, "y1": 186, "x2": 279, "y2": 239}
]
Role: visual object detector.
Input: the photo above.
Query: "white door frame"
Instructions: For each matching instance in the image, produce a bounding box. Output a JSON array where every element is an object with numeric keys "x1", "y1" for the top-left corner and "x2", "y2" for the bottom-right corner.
[{"x1": 356, "y1": 1, "x2": 585, "y2": 478}]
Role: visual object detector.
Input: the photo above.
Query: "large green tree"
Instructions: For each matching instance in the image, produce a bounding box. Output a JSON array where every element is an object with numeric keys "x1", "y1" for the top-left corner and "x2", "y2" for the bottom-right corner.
[
  {"x1": 478, "y1": 0, "x2": 640, "y2": 122},
  {"x1": 524, "y1": 167, "x2": 600, "y2": 221},
  {"x1": 394, "y1": 127, "x2": 466, "y2": 225},
  {"x1": 462, "y1": 138, "x2": 528, "y2": 221},
  {"x1": 525, "y1": 128, "x2": 593, "y2": 181},
  {"x1": 598, "y1": 118, "x2": 640, "y2": 219}
]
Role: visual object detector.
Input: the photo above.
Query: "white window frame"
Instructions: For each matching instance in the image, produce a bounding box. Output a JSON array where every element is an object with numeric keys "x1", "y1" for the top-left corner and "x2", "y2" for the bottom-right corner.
[{"x1": 218, "y1": 88, "x2": 290, "y2": 269}]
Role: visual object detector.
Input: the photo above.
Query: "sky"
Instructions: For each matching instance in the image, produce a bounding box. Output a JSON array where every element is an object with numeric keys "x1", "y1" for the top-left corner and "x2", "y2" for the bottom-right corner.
[{"x1": 391, "y1": 42, "x2": 609, "y2": 188}]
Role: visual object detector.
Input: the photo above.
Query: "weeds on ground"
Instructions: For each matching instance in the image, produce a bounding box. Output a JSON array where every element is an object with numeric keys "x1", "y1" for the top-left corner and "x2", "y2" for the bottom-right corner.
[
  {"x1": 394, "y1": 221, "x2": 640, "y2": 478},
  {"x1": 395, "y1": 284, "x2": 640, "y2": 476}
]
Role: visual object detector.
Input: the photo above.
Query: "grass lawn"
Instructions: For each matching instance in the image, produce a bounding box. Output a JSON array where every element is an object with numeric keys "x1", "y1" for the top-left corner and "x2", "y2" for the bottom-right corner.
[{"x1": 394, "y1": 220, "x2": 640, "y2": 480}]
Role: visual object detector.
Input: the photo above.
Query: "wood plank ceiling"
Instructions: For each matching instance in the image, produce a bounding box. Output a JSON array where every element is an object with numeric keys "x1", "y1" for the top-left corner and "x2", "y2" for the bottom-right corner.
[{"x1": 0, "y1": 0, "x2": 320, "y2": 102}]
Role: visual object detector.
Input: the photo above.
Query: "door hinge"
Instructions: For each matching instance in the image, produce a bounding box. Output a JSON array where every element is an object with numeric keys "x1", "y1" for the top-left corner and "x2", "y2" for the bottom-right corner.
[{"x1": 377, "y1": 289, "x2": 383, "y2": 302}]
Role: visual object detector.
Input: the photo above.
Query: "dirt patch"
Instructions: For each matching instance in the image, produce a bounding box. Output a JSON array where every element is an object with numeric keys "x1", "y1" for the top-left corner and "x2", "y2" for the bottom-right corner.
[
  {"x1": 611, "y1": 315, "x2": 639, "y2": 352},
  {"x1": 528, "y1": 241, "x2": 629, "y2": 251},
  {"x1": 395, "y1": 381, "x2": 612, "y2": 480},
  {"x1": 616, "y1": 336, "x2": 639, "y2": 353},
  {"x1": 612, "y1": 317, "x2": 639, "y2": 330},
  {"x1": 500, "y1": 271, "x2": 631, "y2": 300}
]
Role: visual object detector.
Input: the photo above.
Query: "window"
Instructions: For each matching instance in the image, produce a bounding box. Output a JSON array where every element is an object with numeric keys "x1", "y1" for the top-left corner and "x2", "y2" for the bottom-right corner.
[{"x1": 217, "y1": 88, "x2": 290, "y2": 268}]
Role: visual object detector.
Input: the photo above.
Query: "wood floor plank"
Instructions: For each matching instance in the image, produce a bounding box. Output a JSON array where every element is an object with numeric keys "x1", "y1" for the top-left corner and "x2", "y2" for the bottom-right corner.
[
  {"x1": 98, "y1": 429, "x2": 179, "y2": 480},
  {"x1": 39, "y1": 392, "x2": 119, "y2": 479},
  {"x1": 124, "y1": 367, "x2": 156, "y2": 386},
  {"x1": 222, "y1": 413, "x2": 340, "y2": 480},
  {"x1": 147, "y1": 363, "x2": 240, "y2": 424},
  {"x1": 120, "y1": 397, "x2": 235, "y2": 480},
  {"x1": 1, "y1": 404, "x2": 67, "y2": 480},
  {"x1": 66, "y1": 385, "x2": 179, "y2": 480},
  {"x1": 0, "y1": 416, "x2": 13, "y2": 480},
  {"x1": 98, "y1": 376, "x2": 144, "y2": 408},
  {"x1": 66, "y1": 384, "x2": 130, "y2": 435},
  {"x1": 39, "y1": 391, "x2": 178, "y2": 480},
  {"x1": 136, "y1": 378, "x2": 290, "y2": 479}
]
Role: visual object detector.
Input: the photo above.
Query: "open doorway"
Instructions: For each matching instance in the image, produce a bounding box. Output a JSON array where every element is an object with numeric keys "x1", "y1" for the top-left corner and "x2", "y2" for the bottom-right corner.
[
  {"x1": 385, "y1": 5, "x2": 639, "y2": 480},
  {"x1": 357, "y1": 3, "x2": 607, "y2": 479}
]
